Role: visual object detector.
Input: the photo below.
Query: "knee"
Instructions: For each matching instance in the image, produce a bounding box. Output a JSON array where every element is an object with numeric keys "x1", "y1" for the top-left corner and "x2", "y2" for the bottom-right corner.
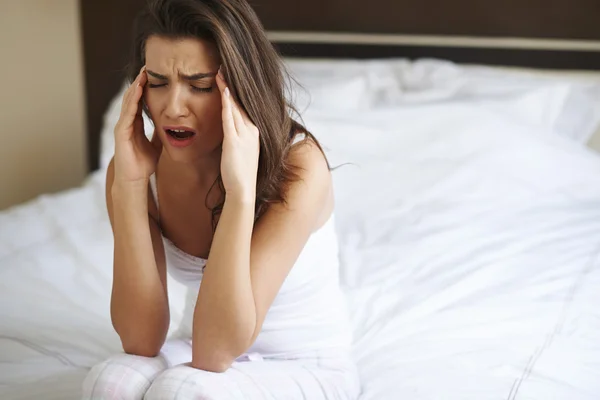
[
  {"x1": 144, "y1": 365, "x2": 224, "y2": 400},
  {"x1": 82, "y1": 353, "x2": 168, "y2": 400}
]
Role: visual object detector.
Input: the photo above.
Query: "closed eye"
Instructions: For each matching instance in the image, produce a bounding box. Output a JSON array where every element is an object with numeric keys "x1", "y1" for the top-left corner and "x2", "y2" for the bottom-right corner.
[
  {"x1": 147, "y1": 83, "x2": 213, "y2": 93},
  {"x1": 191, "y1": 86, "x2": 213, "y2": 93}
]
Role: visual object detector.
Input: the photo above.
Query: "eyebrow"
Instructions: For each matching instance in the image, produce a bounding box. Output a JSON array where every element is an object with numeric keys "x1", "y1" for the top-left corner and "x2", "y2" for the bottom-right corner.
[{"x1": 146, "y1": 70, "x2": 216, "y2": 81}]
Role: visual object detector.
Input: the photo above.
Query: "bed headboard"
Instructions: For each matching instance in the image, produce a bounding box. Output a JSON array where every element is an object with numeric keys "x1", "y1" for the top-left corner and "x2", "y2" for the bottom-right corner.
[{"x1": 80, "y1": 0, "x2": 600, "y2": 172}]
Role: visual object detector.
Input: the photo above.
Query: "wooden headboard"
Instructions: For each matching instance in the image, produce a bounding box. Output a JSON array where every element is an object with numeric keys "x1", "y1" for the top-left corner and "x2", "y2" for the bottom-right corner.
[{"x1": 80, "y1": 0, "x2": 600, "y2": 172}]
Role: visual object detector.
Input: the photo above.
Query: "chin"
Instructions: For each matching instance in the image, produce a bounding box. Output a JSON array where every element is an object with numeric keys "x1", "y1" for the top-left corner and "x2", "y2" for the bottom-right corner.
[
  {"x1": 162, "y1": 141, "x2": 222, "y2": 165},
  {"x1": 163, "y1": 146, "x2": 201, "y2": 163}
]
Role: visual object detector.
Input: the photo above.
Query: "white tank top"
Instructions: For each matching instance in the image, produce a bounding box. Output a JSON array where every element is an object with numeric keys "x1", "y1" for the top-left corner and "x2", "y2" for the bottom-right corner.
[{"x1": 148, "y1": 161, "x2": 353, "y2": 357}]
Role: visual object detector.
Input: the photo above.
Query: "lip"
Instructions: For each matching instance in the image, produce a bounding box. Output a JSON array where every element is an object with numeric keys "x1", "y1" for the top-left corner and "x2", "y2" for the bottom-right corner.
[
  {"x1": 163, "y1": 125, "x2": 197, "y2": 148},
  {"x1": 164, "y1": 125, "x2": 197, "y2": 135}
]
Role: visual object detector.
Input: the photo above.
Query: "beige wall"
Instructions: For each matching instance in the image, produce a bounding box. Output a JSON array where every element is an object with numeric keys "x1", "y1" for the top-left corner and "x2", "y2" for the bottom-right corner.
[{"x1": 0, "y1": 0, "x2": 86, "y2": 210}]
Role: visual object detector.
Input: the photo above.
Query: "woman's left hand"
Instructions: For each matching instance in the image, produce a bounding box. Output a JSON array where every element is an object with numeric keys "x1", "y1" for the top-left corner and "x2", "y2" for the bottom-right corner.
[{"x1": 216, "y1": 65, "x2": 260, "y2": 202}]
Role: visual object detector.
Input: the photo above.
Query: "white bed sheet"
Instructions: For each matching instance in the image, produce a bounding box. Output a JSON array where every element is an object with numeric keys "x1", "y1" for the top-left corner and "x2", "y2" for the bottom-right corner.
[
  {"x1": 0, "y1": 170, "x2": 196, "y2": 398},
  {"x1": 2, "y1": 59, "x2": 600, "y2": 399},
  {"x1": 308, "y1": 104, "x2": 600, "y2": 399}
]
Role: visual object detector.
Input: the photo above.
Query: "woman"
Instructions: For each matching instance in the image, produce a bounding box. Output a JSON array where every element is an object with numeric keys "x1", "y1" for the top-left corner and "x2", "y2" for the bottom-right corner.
[{"x1": 82, "y1": 0, "x2": 359, "y2": 398}]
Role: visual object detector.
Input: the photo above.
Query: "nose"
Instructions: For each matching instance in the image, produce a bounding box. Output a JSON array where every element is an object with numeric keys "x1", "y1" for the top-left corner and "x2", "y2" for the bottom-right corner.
[{"x1": 164, "y1": 85, "x2": 189, "y2": 120}]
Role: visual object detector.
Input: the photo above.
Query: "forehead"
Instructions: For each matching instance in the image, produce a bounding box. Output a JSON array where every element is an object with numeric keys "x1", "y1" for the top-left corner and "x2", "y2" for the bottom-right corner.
[{"x1": 145, "y1": 35, "x2": 219, "y2": 69}]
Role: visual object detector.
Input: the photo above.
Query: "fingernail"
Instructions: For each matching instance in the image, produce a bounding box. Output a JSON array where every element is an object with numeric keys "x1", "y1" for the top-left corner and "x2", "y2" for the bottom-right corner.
[
  {"x1": 224, "y1": 87, "x2": 229, "y2": 97},
  {"x1": 218, "y1": 65, "x2": 224, "y2": 80}
]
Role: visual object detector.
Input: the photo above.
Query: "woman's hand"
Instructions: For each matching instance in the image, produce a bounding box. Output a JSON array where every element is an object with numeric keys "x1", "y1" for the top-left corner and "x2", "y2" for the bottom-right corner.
[
  {"x1": 113, "y1": 66, "x2": 162, "y2": 187},
  {"x1": 215, "y1": 66, "x2": 260, "y2": 202}
]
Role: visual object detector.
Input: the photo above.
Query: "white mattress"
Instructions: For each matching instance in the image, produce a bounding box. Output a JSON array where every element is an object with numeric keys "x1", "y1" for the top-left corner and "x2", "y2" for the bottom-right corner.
[{"x1": 2, "y1": 58, "x2": 600, "y2": 399}]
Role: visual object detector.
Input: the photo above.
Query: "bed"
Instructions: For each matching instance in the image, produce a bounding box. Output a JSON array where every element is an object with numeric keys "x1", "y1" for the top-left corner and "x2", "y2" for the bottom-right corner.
[{"x1": 2, "y1": 0, "x2": 600, "y2": 398}]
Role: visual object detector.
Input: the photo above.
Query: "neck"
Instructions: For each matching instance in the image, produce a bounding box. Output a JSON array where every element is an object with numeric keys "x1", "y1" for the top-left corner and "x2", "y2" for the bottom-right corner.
[{"x1": 158, "y1": 146, "x2": 222, "y2": 193}]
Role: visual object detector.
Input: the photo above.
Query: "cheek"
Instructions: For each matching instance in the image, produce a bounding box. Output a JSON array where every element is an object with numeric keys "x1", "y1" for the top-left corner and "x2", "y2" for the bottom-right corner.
[{"x1": 194, "y1": 94, "x2": 223, "y2": 126}]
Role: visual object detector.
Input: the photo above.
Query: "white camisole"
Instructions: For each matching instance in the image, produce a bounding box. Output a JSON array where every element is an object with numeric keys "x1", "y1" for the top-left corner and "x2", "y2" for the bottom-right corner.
[{"x1": 148, "y1": 169, "x2": 353, "y2": 358}]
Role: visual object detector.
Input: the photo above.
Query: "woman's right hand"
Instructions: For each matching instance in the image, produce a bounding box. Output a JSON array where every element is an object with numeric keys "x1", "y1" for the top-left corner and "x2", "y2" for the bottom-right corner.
[{"x1": 113, "y1": 66, "x2": 161, "y2": 186}]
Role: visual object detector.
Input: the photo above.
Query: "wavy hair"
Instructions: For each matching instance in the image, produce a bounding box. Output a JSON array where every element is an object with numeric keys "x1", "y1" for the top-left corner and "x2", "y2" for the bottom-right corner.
[{"x1": 127, "y1": 0, "x2": 327, "y2": 227}]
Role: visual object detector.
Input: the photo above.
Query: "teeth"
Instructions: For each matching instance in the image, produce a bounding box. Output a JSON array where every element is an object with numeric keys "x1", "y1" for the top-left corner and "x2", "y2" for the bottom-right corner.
[{"x1": 171, "y1": 129, "x2": 188, "y2": 132}]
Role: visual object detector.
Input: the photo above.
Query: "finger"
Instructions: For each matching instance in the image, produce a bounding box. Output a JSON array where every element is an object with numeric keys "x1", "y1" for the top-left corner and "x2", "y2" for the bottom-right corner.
[
  {"x1": 230, "y1": 97, "x2": 246, "y2": 135},
  {"x1": 215, "y1": 65, "x2": 236, "y2": 138},
  {"x1": 216, "y1": 65, "x2": 255, "y2": 130},
  {"x1": 232, "y1": 97, "x2": 253, "y2": 129},
  {"x1": 138, "y1": 65, "x2": 147, "y2": 87},
  {"x1": 233, "y1": 97, "x2": 251, "y2": 127},
  {"x1": 215, "y1": 64, "x2": 226, "y2": 91},
  {"x1": 123, "y1": 85, "x2": 142, "y2": 126},
  {"x1": 136, "y1": 71, "x2": 148, "y2": 118},
  {"x1": 117, "y1": 71, "x2": 147, "y2": 134},
  {"x1": 121, "y1": 66, "x2": 145, "y2": 117},
  {"x1": 122, "y1": 67, "x2": 143, "y2": 104},
  {"x1": 216, "y1": 66, "x2": 248, "y2": 135},
  {"x1": 221, "y1": 86, "x2": 236, "y2": 138},
  {"x1": 120, "y1": 88, "x2": 134, "y2": 119},
  {"x1": 126, "y1": 68, "x2": 147, "y2": 118}
]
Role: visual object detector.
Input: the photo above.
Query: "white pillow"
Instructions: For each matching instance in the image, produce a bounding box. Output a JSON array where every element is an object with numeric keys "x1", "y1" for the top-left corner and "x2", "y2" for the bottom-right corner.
[
  {"x1": 99, "y1": 58, "x2": 600, "y2": 170},
  {"x1": 284, "y1": 57, "x2": 600, "y2": 142}
]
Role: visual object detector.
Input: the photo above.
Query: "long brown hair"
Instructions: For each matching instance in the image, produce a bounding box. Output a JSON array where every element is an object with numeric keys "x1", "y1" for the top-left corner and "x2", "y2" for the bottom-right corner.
[{"x1": 127, "y1": 0, "x2": 327, "y2": 226}]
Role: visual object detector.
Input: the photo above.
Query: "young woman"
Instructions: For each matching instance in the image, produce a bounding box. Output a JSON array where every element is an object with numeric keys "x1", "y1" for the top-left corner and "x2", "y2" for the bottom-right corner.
[{"x1": 82, "y1": 0, "x2": 359, "y2": 398}]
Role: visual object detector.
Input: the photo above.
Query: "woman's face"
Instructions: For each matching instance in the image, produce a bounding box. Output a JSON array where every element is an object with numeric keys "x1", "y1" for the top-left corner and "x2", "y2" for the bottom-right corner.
[{"x1": 143, "y1": 35, "x2": 223, "y2": 163}]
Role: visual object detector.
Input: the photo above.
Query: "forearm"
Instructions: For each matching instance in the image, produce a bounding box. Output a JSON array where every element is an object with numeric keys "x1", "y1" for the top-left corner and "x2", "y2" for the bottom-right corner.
[
  {"x1": 110, "y1": 184, "x2": 169, "y2": 355},
  {"x1": 192, "y1": 195, "x2": 256, "y2": 371}
]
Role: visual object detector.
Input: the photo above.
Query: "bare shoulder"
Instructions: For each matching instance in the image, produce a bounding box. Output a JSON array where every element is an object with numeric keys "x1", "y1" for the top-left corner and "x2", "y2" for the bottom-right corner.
[
  {"x1": 285, "y1": 136, "x2": 333, "y2": 227},
  {"x1": 287, "y1": 136, "x2": 331, "y2": 187}
]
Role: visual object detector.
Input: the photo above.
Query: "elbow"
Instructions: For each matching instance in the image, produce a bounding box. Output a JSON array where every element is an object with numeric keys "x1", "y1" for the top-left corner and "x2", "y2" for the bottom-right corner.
[
  {"x1": 191, "y1": 345, "x2": 243, "y2": 373},
  {"x1": 113, "y1": 317, "x2": 169, "y2": 358},
  {"x1": 122, "y1": 342, "x2": 162, "y2": 358},
  {"x1": 190, "y1": 323, "x2": 257, "y2": 372}
]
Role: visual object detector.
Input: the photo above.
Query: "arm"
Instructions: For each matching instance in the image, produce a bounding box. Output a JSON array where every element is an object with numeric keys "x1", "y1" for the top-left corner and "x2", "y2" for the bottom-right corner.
[
  {"x1": 191, "y1": 140, "x2": 332, "y2": 372},
  {"x1": 106, "y1": 158, "x2": 170, "y2": 357}
]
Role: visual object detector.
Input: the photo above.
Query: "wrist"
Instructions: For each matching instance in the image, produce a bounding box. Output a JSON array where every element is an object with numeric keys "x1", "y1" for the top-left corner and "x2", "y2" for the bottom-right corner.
[
  {"x1": 111, "y1": 187, "x2": 149, "y2": 225},
  {"x1": 224, "y1": 190, "x2": 256, "y2": 206},
  {"x1": 111, "y1": 180, "x2": 149, "y2": 205},
  {"x1": 112, "y1": 178, "x2": 149, "y2": 195}
]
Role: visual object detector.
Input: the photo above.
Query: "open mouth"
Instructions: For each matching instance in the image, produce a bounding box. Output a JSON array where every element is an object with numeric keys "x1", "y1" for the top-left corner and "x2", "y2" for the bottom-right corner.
[{"x1": 166, "y1": 128, "x2": 196, "y2": 140}]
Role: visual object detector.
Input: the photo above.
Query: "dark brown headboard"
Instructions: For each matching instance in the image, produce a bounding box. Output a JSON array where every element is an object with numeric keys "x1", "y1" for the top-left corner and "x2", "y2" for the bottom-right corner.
[{"x1": 80, "y1": 0, "x2": 600, "y2": 172}]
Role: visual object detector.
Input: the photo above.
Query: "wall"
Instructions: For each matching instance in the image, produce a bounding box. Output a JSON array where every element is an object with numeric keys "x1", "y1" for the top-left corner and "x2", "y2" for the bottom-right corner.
[{"x1": 0, "y1": 0, "x2": 86, "y2": 210}]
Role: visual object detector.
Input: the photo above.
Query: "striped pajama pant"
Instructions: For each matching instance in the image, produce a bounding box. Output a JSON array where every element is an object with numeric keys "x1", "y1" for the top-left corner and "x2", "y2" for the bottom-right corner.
[{"x1": 81, "y1": 339, "x2": 360, "y2": 399}]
